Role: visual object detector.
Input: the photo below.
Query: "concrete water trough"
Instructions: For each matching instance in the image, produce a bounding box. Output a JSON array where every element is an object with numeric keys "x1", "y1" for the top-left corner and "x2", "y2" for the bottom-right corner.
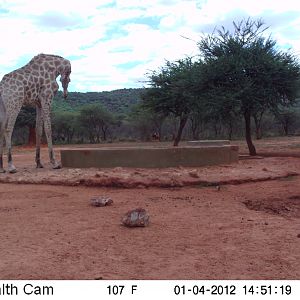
[{"x1": 60, "y1": 144, "x2": 239, "y2": 168}]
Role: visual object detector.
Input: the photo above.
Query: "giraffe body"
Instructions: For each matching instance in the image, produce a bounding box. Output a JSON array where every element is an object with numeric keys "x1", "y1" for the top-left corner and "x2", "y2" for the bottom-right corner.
[{"x1": 0, "y1": 54, "x2": 71, "y2": 173}]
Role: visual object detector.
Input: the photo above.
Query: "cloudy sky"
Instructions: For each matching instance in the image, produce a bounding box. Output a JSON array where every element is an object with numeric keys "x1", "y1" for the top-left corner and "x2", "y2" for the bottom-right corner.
[{"x1": 0, "y1": 0, "x2": 300, "y2": 92}]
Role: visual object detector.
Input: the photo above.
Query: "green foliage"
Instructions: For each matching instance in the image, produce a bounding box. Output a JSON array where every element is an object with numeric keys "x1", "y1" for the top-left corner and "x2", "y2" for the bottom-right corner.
[
  {"x1": 141, "y1": 18, "x2": 300, "y2": 150},
  {"x1": 197, "y1": 18, "x2": 300, "y2": 154},
  {"x1": 52, "y1": 111, "x2": 79, "y2": 143},
  {"x1": 142, "y1": 57, "x2": 201, "y2": 117},
  {"x1": 78, "y1": 103, "x2": 116, "y2": 142},
  {"x1": 53, "y1": 88, "x2": 144, "y2": 114},
  {"x1": 142, "y1": 57, "x2": 205, "y2": 145},
  {"x1": 49, "y1": 88, "x2": 144, "y2": 144}
]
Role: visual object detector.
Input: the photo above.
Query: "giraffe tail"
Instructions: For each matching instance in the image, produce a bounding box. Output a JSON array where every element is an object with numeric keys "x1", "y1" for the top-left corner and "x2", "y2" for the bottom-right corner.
[{"x1": 0, "y1": 93, "x2": 7, "y2": 134}]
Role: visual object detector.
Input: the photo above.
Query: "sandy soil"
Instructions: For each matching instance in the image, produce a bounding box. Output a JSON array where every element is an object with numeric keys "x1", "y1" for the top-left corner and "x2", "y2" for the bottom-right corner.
[{"x1": 0, "y1": 138, "x2": 299, "y2": 279}]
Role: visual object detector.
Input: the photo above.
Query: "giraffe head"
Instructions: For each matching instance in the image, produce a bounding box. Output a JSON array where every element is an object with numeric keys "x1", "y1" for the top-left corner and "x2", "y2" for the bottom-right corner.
[{"x1": 59, "y1": 61, "x2": 71, "y2": 99}]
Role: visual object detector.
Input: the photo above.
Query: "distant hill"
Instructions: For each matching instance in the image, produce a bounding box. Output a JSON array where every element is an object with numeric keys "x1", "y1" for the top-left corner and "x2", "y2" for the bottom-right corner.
[
  {"x1": 52, "y1": 89, "x2": 300, "y2": 116},
  {"x1": 52, "y1": 88, "x2": 145, "y2": 114}
]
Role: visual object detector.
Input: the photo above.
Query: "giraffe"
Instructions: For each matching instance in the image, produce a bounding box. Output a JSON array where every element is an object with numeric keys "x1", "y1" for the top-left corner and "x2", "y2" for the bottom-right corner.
[{"x1": 0, "y1": 53, "x2": 71, "y2": 173}]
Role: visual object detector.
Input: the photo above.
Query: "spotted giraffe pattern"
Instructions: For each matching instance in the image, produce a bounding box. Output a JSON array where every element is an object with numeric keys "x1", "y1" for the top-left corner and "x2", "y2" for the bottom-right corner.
[{"x1": 0, "y1": 53, "x2": 71, "y2": 173}]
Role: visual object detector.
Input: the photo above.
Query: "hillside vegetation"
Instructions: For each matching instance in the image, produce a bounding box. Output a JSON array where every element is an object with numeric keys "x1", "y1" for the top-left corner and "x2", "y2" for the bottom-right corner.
[{"x1": 52, "y1": 88, "x2": 144, "y2": 114}]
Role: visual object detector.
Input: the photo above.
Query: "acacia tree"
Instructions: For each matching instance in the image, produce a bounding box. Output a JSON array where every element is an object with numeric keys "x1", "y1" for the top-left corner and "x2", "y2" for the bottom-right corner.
[
  {"x1": 142, "y1": 57, "x2": 203, "y2": 146},
  {"x1": 52, "y1": 111, "x2": 78, "y2": 143},
  {"x1": 78, "y1": 104, "x2": 115, "y2": 143},
  {"x1": 198, "y1": 18, "x2": 300, "y2": 155}
]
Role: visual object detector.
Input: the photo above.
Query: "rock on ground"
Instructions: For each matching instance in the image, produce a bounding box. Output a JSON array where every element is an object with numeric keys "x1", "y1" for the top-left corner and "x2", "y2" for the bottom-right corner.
[
  {"x1": 90, "y1": 196, "x2": 113, "y2": 207},
  {"x1": 122, "y1": 208, "x2": 150, "y2": 227}
]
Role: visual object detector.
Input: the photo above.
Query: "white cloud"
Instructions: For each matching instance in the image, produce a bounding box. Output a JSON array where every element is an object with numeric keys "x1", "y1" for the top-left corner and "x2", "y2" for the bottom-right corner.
[{"x1": 0, "y1": 0, "x2": 300, "y2": 92}]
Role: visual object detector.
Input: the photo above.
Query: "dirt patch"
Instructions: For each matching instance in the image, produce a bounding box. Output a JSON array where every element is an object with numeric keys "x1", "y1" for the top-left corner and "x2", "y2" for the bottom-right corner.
[
  {"x1": 0, "y1": 139, "x2": 299, "y2": 280},
  {"x1": 0, "y1": 178, "x2": 300, "y2": 280},
  {"x1": 243, "y1": 196, "x2": 300, "y2": 218},
  {"x1": 0, "y1": 206, "x2": 20, "y2": 213}
]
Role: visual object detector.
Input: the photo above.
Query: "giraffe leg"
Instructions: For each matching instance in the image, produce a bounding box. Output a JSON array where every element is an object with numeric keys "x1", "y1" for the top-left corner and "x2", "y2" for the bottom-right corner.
[
  {"x1": 35, "y1": 106, "x2": 44, "y2": 168},
  {"x1": 4, "y1": 108, "x2": 21, "y2": 173},
  {"x1": 4, "y1": 129, "x2": 17, "y2": 173},
  {"x1": 0, "y1": 136, "x2": 5, "y2": 173},
  {"x1": 0, "y1": 98, "x2": 5, "y2": 173},
  {"x1": 42, "y1": 105, "x2": 61, "y2": 169}
]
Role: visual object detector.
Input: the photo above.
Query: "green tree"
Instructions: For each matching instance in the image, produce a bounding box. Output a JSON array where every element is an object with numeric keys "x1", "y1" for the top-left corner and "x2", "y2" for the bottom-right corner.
[
  {"x1": 198, "y1": 18, "x2": 300, "y2": 155},
  {"x1": 78, "y1": 104, "x2": 115, "y2": 143},
  {"x1": 52, "y1": 111, "x2": 78, "y2": 143},
  {"x1": 142, "y1": 57, "x2": 203, "y2": 146}
]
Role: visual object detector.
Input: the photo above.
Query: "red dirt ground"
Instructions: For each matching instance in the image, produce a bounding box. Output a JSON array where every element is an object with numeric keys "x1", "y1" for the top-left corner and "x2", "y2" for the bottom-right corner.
[{"x1": 0, "y1": 138, "x2": 299, "y2": 279}]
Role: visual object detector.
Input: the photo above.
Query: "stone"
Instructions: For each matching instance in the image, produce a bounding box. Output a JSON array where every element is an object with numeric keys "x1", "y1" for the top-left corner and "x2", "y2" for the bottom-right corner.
[
  {"x1": 113, "y1": 167, "x2": 123, "y2": 172},
  {"x1": 122, "y1": 208, "x2": 150, "y2": 227},
  {"x1": 188, "y1": 170, "x2": 199, "y2": 178},
  {"x1": 95, "y1": 171, "x2": 105, "y2": 178},
  {"x1": 90, "y1": 196, "x2": 113, "y2": 207}
]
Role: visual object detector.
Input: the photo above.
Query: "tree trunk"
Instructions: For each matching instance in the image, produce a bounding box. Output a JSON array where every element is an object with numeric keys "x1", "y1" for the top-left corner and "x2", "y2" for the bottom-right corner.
[
  {"x1": 189, "y1": 117, "x2": 199, "y2": 140},
  {"x1": 255, "y1": 126, "x2": 262, "y2": 140},
  {"x1": 214, "y1": 123, "x2": 218, "y2": 137},
  {"x1": 192, "y1": 122, "x2": 200, "y2": 140},
  {"x1": 213, "y1": 119, "x2": 221, "y2": 137},
  {"x1": 226, "y1": 119, "x2": 233, "y2": 140},
  {"x1": 244, "y1": 111, "x2": 256, "y2": 156},
  {"x1": 102, "y1": 126, "x2": 108, "y2": 141},
  {"x1": 227, "y1": 124, "x2": 233, "y2": 140},
  {"x1": 253, "y1": 113, "x2": 263, "y2": 140},
  {"x1": 96, "y1": 135, "x2": 100, "y2": 143},
  {"x1": 157, "y1": 126, "x2": 162, "y2": 142},
  {"x1": 28, "y1": 126, "x2": 36, "y2": 145},
  {"x1": 173, "y1": 116, "x2": 188, "y2": 146},
  {"x1": 67, "y1": 130, "x2": 74, "y2": 143},
  {"x1": 281, "y1": 116, "x2": 290, "y2": 136},
  {"x1": 153, "y1": 116, "x2": 164, "y2": 142},
  {"x1": 89, "y1": 134, "x2": 94, "y2": 143},
  {"x1": 283, "y1": 123, "x2": 289, "y2": 136}
]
